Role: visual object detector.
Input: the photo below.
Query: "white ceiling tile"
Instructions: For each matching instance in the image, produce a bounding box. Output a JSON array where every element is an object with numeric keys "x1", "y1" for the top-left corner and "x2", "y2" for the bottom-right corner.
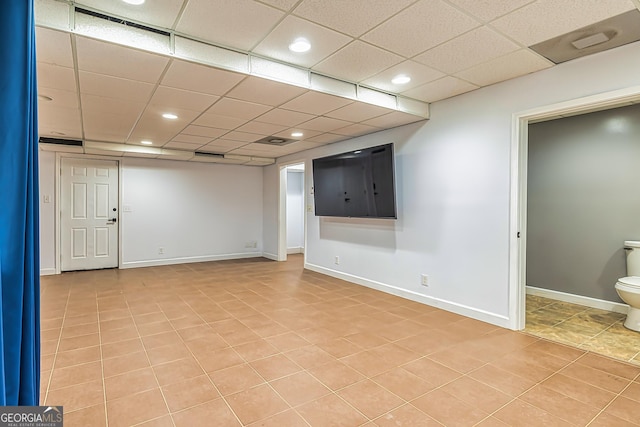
[
  {"x1": 162, "y1": 141, "x2": 205, "y2": 151},
  {"x1": 293, "y1": 0, "x2": 415, "y2": 37},
  {"x1": 171, "y1": 134, "x2": 213, "y2": 145},
  {"x1": 324, "y1": 102, "x2": 390, "y2": 123},
  {"x1": 151, "y1": 86, "x2": 219, "y2": 112},
  {"x1": 254, "y1": 108, "x2": 316, "y2": 126},
  {"x1": 161, "y1": 60, "x2": 246, "y2": 96},
  {"x1": 402, "y1": 76, "x2": 478, "y2": 103},
  {"x1": 306, "y1": 133, "x2": 346, "y2": 144},
  {"x1": 280, "y1": 91, "x2": 353, "y2": 115},
  {"x1": 200, "y1": 139, "x2": 249, "y2": 152},
  {"x1": 236, "y1": 121, "x2": 288, "y2": 136},
  {"x1": 206, "y1": 98, "x2": 273, "y2": 120},
  {"x1": 362, "y1": 111, "x2": 426, "y2": 128},
  {"x1": 252, "y1": 15, "x2": 352, "y2": 68},
  {"x1": 491, "y1": 0, "x2": 636, "y2": 46},
  {"x1": 122, "y1": 152, "x2": 159, "y2": 159},
  {"x1": 414, "y1": 27, "x2": 520, "y2": 74},
  {"x1": 298, "y1": 116, "x2": 352, "y2": 132},
  {"x1": 38, "y1": 105, "x2": 82, "y2": 138},
  {"x1": 447, "y1": 0, "x2": 536, "y2": 22},
  {"x1": 361, "y1": 0, "x2": 480, "y2": 57},
  {"x1": 79, "y1": 71, "x2": 155, "y2": 102},
  {"x1": 223, "y1": 131, "x2": 264, "y2": 142},
  {"x1": 176, "y1": 0, "x2": 285, "y2": 51},
  {"x1": 333, "y1": 123, "x2": 379, "y2": 137},
  {"x1": 37, "y1": 87, "x2": 78, "y2": 109},
  {"x1": 260, "y1": 0, "x2": 299, "y2": 11},
  {"x1": 75, "y1": 36, "x2": 169, "y2": 83},
  {"x1": 455, "y1": 49, "x2": 553, "y2": 86},
  {"x1": 81, "y1": 94, "x2": 146, "y2": 118},
  {"x1": 276, "y1": 140, "x2": 325, "y2": 155},
  {"x1": 74, "y1": 0, "x2": 185, "y2": 28},
  {"x1": 225, "y1": 76, "x2": 308, "y2": 106},
  {"x1": 193, "y1": 113, "x2": 248, "y2": 130},
  {"x1": 312, "y1": 41, "x2": 404, "y2": 82},
  {"x1": 82, "y1": 111, "x2": 137, "y2": 142},
  {"x1": 36, "y1": 27, "x2": 73, "y2": 67},
  {"x1": 361, "y1": 60, "x2": 445, "y2": 93},
  {"x1": 182, "y1": 125, "x2": 229, "y2": 139},
  {"x1": 37, "y1": 63, "x2": 76, "y2": 92}
]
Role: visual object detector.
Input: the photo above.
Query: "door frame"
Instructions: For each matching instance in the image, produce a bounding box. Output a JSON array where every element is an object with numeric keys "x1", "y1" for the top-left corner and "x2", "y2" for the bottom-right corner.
[
  {"x1": 55, "y1": 153, "x2": 122, "y2": 274},
  {"x1": 277, "y1": 160, "x2": 307, "y2": 263},
  {"x1": 508, "y1": 85, "x2": 640, "y2": 330}
]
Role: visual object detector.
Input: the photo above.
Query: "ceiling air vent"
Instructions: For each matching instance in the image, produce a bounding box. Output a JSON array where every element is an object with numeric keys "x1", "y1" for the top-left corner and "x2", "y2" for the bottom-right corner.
[
  {"x1": 38, "y1": 137, "x2": 83, "y2": 146},
  {"x1": 194, "y1": 151, "x2": 224, "y2": 158},
  {"x1": 530, "y1": 10, "x2": 640, "y2": 64},
  {"x1": 75, "y1": 8, "x2": 171, "y2": 36},
  {"x1": 253, "y1": 136, "x2": 295, "y2": 146}
]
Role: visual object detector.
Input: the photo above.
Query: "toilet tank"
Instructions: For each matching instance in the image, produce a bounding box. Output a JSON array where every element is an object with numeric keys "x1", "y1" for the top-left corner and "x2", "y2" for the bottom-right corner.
[{"x1": 625, "y1": 240, "x2": 640, "y2": 276}]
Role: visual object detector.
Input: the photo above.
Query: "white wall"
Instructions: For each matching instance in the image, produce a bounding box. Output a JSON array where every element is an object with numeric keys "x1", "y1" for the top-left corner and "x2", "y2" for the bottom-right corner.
[
  {"x1": 286, "y1": 169, "x2": 304, "y2": 252},
  {"x1": 262, "y1": 163, "x2": 279, "y2": 260},
  {"x1": 38, "y1": 150, "x2": 56, "y2": 275},
  {"x1": 39, "y1": 155, "x2": 264, "y2": 270},
  {"x1": 265, "y1": 41, "x2": 640, "y2": 328}
]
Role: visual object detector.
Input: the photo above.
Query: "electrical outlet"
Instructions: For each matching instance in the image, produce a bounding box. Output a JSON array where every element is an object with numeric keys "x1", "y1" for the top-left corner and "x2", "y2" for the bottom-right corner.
[
  {"x1": 335, "y1": 256, "x2": 340, "y2": 265},
  {"x1": 158, "y1": 247, "x2": 165, "y2": 255},
  {"x1": 245, "y1": 241, "x2": 257, "y2": 248},
  {"x1": 43, "y1": 195, "x2": 51, "y2": 204},
  {"x1": 421, "y1": 274, "x2": 429, "y2": 287}
]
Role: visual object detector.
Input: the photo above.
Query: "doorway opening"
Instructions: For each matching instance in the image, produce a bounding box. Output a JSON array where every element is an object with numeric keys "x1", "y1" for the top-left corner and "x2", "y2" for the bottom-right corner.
[
  {"x1": 278, "y1": 162, "x2": 305, "y2": 262},
  {"x1": 510, "y1": 85, "x2": 640, "y2": 331}
]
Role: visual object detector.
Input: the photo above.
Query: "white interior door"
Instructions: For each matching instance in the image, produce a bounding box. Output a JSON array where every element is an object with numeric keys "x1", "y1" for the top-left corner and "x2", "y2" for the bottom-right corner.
[{"x1": 61, "y1": 158, "x2": 118, "y2": 271}]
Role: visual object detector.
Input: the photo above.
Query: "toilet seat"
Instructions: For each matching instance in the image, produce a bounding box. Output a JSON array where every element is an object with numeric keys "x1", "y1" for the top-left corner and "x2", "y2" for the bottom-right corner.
[{"x1": 616, "y1": 276, "x2": 640, "y2": 288}]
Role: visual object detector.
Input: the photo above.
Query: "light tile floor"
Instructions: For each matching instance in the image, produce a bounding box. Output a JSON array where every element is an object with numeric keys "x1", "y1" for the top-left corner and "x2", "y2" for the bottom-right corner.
[
  {"x1": 525, "y1": 295, "x2": 640, "y2": 366},
  {"x1": 40, "y1": 255, "x2": 640, "y2": 426}
]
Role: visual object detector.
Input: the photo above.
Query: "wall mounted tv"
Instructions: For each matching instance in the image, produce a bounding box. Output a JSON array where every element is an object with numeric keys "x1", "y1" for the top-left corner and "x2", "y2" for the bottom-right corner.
[{"x1": 312, "y1": 143, "x2": 397, "y2": 219}]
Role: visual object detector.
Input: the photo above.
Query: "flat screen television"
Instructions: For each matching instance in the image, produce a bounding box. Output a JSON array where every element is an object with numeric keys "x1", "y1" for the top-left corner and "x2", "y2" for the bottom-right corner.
[{"x1": 312, "y1": 143, "x2": 397, "y2": 219}]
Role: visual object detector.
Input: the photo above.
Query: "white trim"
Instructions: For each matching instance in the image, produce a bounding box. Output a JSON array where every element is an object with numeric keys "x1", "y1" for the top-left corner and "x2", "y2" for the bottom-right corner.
[
  {"x1": 287, "y1": 247, "x2": 304, "y2": 254},
  {"x1": 262, "y1": 252, "x2": 279, "y2": 261},
  {"x1": 527, "y1": 286, "x2": 629, "y2": 315},
  {"x1": 305, "y1": 262, "x2": 510, "y2": 328},
  {"x1": 40, "y1": 268, "x2": 56, "y2": 276},
  {"x1": 510, "y1": 85, "x2": 640, "y2": 330},
  {"x1": 120, "y1": 252, "x2": 264, "y2": 269},
  {"x1": 278, "y1": 166, "x2": 287, "y2": 261}
]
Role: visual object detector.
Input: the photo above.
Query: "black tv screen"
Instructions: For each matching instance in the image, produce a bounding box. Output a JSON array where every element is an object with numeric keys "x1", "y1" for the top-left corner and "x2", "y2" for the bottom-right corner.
[{"x1": 312, "y1": 143, "x2": 397, "y2": 219}]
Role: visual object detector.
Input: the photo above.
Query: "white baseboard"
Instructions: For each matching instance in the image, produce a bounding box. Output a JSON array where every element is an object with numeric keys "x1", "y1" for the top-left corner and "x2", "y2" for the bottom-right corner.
[
  {"x1": 304, "y1": 262, "x2": 510, "y2": 328},
  {"x1": 262, "y1": 252, "x2": 279, "y2": 261},
  {"x1": 287, "y1": 247, "x2": 304, "y2": 254},
  {"x1": 526, "y1": 286, "x2": 629, "y2": 314},
  {"x1": 40, "y1": 268, "x2": 56, "y2": 276},
  {"x1": 120, "y1": 252, "x2": 264, "y2": 269}
]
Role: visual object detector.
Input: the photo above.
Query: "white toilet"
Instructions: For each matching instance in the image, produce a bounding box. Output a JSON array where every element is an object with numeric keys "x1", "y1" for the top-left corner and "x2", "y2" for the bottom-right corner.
[{"x1": 615, "y1": 240, "x2": 640, "y2": 332}]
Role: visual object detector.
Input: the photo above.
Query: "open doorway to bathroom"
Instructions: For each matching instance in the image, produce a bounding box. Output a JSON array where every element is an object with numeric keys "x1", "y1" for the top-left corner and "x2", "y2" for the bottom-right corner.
[{"x1": 517, "y1": 97, "x2": 640, "y2": 365}]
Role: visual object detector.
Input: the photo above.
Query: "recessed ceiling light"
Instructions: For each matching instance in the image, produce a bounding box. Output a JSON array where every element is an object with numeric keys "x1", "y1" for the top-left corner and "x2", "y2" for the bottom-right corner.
[
  {"x1": 38, "y1": 94, "x2": 53, "y2": 102},
  {"x1": 122, "y1": 0, "x2": 145, "y2": 5},
  {"x1": 391, "y1": 74, "x2": 411, "y2": 85},
  {"x1": 162, "y1": 113, "x2": 178, "y2": 120},
  {"x1": 289, "y1": 37, "x2": 311, "y2": 53},
  {"x1": 291, "y1": 132, "x2": 303, "y2": 137},
  {"x1": 140, "y1": 140, "x2": 153, "y2": 145}
]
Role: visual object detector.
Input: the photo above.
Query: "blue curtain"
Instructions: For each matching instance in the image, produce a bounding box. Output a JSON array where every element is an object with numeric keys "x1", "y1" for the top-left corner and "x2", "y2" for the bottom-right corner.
[{"x1": 0, "y1": 0, "x2": 41, "y2": 405}]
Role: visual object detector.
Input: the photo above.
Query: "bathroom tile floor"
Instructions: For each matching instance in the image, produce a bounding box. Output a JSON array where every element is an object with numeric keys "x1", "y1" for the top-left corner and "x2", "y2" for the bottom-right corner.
[
  {"x1": 39, "y1": 256, "x2": 640, "y2": 426},
  {"x1": 525, "y1": 294, "x2": 640, "y2": 366}
]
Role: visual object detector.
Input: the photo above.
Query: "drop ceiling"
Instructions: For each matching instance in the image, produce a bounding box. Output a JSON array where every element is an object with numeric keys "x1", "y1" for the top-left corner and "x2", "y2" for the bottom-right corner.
[{"x1": 36, "y1": 0, "x2": 639, "y2": 164}]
